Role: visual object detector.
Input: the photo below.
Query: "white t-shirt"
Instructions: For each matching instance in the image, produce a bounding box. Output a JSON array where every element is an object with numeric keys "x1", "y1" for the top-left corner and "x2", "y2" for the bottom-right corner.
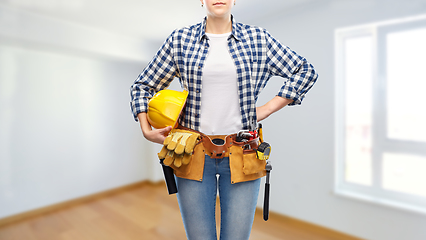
[{"x1": 199, "y1": 32, "x2": 242, "y2": 135}]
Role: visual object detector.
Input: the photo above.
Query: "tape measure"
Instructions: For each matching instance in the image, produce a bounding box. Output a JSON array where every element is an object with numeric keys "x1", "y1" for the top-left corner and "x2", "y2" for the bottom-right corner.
[{"x1": 256, "y1": 142, "x2": 271, "y2": 160}]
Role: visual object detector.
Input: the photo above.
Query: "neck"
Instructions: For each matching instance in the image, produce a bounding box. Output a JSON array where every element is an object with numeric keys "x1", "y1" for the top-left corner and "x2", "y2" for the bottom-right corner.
[{"x1": 205, "y1": 15, "x2": 232, "y2": 34}]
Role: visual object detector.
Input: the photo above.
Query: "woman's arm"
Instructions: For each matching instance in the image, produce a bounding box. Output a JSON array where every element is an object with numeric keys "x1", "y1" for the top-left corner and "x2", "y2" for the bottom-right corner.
[
  {"x1": 264, "y1": 30, "x2": 318, "y2": 107},
  {"x1": 130, "y1": 31, "x2": 178, "y2": 122},
  {"x1": 256, "y1": 96, "x2": 293, "y2": 122},
  {"x1": 131, "y1": 32, "x2": 178, "y2": 144},
  {"x1": 137, "y1": 112, "x2": 172, "y2": 144}
]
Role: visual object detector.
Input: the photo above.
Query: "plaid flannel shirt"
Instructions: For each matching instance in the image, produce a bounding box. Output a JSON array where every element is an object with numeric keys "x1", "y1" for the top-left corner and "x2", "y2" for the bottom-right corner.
[{"x1": 130, "y1": 16, "x2": 318, "y2": 131}]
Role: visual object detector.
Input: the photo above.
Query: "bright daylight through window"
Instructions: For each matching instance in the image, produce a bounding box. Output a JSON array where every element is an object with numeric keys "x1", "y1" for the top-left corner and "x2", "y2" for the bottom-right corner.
[{"x1": 335, "y1": 15, "x2": 426, "y2": 213}]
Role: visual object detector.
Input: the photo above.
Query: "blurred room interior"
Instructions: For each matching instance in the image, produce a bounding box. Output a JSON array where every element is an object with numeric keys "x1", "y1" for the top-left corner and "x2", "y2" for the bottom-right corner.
[{"x1": 1, "y1": 0, "x2": 426, "y2": 239}]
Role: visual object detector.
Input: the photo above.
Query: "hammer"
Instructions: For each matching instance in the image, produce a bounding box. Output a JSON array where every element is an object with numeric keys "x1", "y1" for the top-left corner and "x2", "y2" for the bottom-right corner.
[{"x1": 263, "y1": 161, "x2": 272, "y2": 221}]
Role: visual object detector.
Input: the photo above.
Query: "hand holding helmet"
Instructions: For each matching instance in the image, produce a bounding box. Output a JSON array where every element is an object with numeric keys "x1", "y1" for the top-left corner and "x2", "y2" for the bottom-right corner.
[
  {"x1": 139, "y1": 89, "x2": 188, "y2": 144},
  {"x1": 144, "y1": 89, "x2": 192, "y2": 195},
  {"x1": 147, "y1": 89, "x2": 200, "y2": 167}
]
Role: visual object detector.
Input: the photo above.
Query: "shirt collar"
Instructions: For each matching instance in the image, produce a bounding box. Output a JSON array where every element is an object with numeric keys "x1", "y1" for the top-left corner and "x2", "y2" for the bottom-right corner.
[{"x1": 198, "y1": 15, "x2": 241, "y2": 43}]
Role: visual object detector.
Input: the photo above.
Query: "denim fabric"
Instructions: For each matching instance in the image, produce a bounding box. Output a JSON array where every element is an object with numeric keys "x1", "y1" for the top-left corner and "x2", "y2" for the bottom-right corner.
[{"x1": 176, "y1": 155, "x2": 261, "y2": 240}]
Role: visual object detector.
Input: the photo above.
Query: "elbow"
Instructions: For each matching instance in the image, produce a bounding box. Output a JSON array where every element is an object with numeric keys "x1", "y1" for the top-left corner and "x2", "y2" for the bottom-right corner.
[
  {"x1": 312, "y1": 68, "x2": 319, "y2": 83},
  {"x1": 304, "y1": 61, "x2": 318, "y2": 83}
]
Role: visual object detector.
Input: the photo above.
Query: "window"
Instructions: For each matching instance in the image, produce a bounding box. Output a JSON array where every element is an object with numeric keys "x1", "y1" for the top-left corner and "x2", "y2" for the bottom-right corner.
[{"x1": 335, "y1": 15, "x2": 426, "y2": 213}]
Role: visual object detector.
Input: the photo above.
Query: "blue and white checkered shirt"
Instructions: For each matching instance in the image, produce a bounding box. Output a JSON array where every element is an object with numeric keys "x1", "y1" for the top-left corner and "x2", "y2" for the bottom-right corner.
[{"x1": 130, "y1": 16, "x2": 318, "y2": 131}]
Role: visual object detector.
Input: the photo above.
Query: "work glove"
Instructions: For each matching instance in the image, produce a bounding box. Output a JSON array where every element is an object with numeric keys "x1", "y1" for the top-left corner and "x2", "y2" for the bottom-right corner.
[{"x1": 157, "y1": 129, "x2": 200, "y2": 168}]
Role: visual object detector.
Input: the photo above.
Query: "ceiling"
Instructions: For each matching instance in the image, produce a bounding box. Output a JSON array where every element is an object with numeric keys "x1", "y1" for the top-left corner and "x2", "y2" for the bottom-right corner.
[{"x1": 0, "y1": 0, "x2": 315, "y2": 43}]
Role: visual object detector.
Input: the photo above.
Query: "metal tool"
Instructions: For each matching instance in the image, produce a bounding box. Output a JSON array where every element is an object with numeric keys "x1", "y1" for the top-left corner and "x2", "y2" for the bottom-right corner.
[
  {"x1": 256, "y1": 142, "x2": 271, "y2": 160},
  {"x1": 263, "y1": 161, "x2": 272, "y2": 221}
]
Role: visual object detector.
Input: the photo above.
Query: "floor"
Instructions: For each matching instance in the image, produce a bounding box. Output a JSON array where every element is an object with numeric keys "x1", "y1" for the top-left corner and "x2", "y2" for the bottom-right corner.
[{"x1": 0, "y1": 182, "x2": 362, "y2": 240}]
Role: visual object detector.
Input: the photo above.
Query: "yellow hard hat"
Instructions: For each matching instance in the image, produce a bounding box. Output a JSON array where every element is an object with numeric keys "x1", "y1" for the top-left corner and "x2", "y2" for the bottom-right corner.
[{"x1": 147, "y1": 89, "x2": 188, "y2": 129}]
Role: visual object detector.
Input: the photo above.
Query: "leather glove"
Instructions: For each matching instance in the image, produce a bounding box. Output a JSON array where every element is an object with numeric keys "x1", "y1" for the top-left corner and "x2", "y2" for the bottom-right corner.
[{"x1": 157, "y1": 129, "x2": 200, "y2": 168}]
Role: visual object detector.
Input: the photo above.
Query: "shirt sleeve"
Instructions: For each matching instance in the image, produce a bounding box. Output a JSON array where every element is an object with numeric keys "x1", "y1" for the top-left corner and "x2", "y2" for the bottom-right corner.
[
  {"x1": 265, "y1": 30, "x2": 318, "y2": 105},
  {"x1": 130, "y1": 32, "x2": 178, "y2": 121}
]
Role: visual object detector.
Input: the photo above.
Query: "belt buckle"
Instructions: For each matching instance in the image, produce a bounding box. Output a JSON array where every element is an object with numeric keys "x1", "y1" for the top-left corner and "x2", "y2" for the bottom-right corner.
[
  {"x1": 209, "y1": 136, "x2": 227, "y2": 158},
  {"x1": 211, "y1": 138, "x2": 225, "y2": 145}
]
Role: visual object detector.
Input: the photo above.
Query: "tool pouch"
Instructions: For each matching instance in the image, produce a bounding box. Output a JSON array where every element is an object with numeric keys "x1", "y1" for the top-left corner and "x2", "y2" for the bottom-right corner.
[
  {"x1": 161, "y1": 126, "x2": 205, "y2": 182},
  {"x1": 242, "y1": 149, "x2": 267, "y2": 175},
  {"x1": 171, "y1": 143, "x2": 206, "y2": 182},
  {"x1": 229, "y1": 143, "x2": 266, "y2": 184}
]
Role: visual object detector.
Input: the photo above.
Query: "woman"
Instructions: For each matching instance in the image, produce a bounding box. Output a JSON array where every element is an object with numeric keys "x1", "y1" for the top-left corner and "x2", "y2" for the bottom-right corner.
[{"x1": 130, "y1": 0, "x2": 318, "y2": 239}]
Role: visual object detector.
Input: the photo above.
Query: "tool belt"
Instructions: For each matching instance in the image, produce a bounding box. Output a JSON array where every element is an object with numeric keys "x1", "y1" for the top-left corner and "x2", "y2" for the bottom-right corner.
[{"x1": 167, "y1": 126, "x2": 266, "y2": 184}]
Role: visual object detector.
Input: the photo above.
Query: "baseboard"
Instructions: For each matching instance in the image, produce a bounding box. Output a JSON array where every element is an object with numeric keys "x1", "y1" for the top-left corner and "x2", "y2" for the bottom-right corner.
[
  {"x1": 255, "y1": 208, "x2": 365, "y2": 240},
  {"x1": 1, "y1": 181, "x2": 363, "y2": 240},
  {"x1": 0, "y1": 180, "x2": 163, "y2": 227}
]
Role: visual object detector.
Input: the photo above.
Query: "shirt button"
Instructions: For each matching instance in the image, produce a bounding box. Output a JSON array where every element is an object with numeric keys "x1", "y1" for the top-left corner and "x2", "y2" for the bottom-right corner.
[
  {"x1": 195, "y1": 114, "x2": 199, "y2": 117},
  {"x1": 196, "y1": 90, "x2": 200, "y2": 93},
  {"x1": 198, "y1": 65, "x2": 201, "y2": 69}
]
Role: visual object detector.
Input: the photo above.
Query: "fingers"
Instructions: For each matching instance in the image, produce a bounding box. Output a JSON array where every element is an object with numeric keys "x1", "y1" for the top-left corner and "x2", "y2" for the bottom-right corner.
[
  {"x1": 159, "y1": 126, "x2": 172, "y2": 135},
  {"x1": 142, "y1": 126, "x2": 172, "y2": 145}
]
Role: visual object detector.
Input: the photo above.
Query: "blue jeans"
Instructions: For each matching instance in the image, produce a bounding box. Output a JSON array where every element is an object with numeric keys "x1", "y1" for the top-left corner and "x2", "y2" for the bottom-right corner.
[{"x1": 176, "y1": 155, "x2": 261, "y2": 240}]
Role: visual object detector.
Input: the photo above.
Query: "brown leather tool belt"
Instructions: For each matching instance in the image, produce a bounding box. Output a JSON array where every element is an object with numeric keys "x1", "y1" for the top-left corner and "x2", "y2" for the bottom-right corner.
[
  {"x1": 177, "y1": 125, "x2": 259, "y2": 158},
  {"x1": 203, "y1": 134, "x2": 234, "y2": 158},
  {"x1": 173, "y1": 125, "x2": 265, "y2": 184}
]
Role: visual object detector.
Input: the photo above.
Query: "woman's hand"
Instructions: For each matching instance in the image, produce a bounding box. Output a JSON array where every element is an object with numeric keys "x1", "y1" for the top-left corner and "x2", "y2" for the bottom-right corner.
[
  {"x1": 256, "y1": 96, "x2": 293, "y2": 122},
  {"x1": 137, "y1": 112, "x2": 172, "y2": 144}
]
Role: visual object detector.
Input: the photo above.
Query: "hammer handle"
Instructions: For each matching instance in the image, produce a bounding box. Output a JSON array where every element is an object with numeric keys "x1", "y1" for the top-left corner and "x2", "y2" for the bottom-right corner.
[
  {"x1": 161, "y1": 161, "x2": 178, "y2": 195},
  {"x1": 263, "y1": 182, "x2": 270, "y2": 221}
]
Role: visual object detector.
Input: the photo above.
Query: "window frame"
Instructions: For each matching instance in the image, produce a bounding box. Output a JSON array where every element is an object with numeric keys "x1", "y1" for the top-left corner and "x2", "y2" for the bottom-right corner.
[{"x1": 334, "y1": 15, "x2": 426, "y2": 215}]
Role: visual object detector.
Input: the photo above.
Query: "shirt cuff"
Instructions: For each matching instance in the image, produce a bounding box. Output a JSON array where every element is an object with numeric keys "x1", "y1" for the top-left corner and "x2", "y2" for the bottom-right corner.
[
  {"x1": 131, "y1": 98, "x2": 149, "y2": 121},
  {"x1": 277, "y1": 82, "x2": 302, "y2": 106}
]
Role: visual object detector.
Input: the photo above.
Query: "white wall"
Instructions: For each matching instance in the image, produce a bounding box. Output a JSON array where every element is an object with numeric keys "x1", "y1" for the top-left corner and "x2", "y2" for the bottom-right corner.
[
  {"x1": 0, "y1": 6, "x2": 156, "y2": 219},
  {"x1": 0, "y1": 5, "x2": 149, "y2": 62},
  {"x1": 251, "y1": 0, "x2": 426, "y2": 240}
]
